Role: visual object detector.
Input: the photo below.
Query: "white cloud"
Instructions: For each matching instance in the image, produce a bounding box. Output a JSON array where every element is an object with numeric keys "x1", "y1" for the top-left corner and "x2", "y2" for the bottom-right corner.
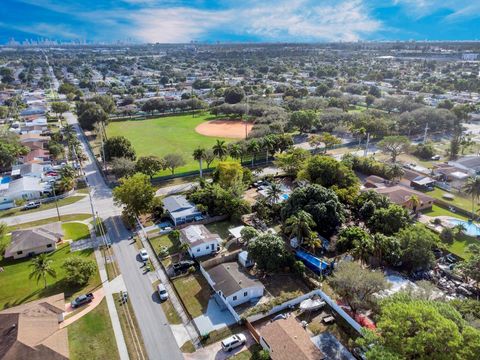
[{"x1": 392, "y1": 0, "x2": 480, "y2": 20}]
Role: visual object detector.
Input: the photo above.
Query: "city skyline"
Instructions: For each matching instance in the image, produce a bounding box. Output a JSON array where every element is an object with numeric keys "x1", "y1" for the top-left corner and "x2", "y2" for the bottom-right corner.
[{"x1": 0, "y1": 0, "x2": 479, "y2": 45}]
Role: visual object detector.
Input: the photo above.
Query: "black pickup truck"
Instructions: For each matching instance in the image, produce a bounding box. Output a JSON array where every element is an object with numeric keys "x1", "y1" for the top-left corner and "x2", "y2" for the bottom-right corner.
[{"x1": 71, "y1": 293, "x2": 94, "y2": 308}]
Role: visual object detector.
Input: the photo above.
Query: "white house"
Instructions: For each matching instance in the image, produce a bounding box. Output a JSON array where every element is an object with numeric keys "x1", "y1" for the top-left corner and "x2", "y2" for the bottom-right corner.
[
  {"x1": 0, "y1": 177, "x2": 49, "y2": 204},
  {"x1": 163, "y1": 195, "x2": 202, "y2": 226},
  {"x1": 179, "y1": 225, "x2": 220, "y2": 258},
  {"x1": 204, "y1": 261, "x2": 264, "y2": 307}
]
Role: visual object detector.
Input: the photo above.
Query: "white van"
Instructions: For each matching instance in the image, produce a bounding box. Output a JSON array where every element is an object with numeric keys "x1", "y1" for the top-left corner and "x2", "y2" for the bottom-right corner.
[
  {"x1": 157, "y1": 284, "x2": 169, "y2": 301},
  {"x1": 221, "y1": 334, "x2": 246, "y2": 352}
]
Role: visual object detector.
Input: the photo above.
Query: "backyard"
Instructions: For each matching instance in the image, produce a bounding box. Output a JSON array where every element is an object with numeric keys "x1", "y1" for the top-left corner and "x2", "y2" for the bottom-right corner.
[
  {"x1": 149, "y1": 233, "x2": 181, "y2": 255},
  {"x1": 68, "y1": 299, "x2": 120, "y2": 360},
  {"x1": 0, "y1": 243, "x2": 101, "y2": 309},
  {"x1": 106, "y1": 113, "x2": 234, "y2": 175},
  {"x1": 172, "y1": 273, "x2": 212, "y2": 318}
]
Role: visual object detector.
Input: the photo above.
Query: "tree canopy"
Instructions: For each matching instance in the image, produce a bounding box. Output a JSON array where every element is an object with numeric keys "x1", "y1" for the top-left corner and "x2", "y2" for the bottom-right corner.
[
  {"x1": 247, "y1": 233, "x2": 292, "y2": 273},
  {"x1": 104, "y1": 136, "x2": 136, "y2": 161},
  {"x1": 113, "y1": 173, "x2": 155, "y2": 218}
]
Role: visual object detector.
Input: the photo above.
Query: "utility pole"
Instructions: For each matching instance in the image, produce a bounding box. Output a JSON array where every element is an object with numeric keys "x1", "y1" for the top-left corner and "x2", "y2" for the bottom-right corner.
[
  {"x1": 423, "y1": 123, "x2": 429, "y2": 144},
  {"x1": 364, "y1": 132, "x2": 370, "y2": 157},
  {"x1": 244, "y1": 95, "x2": 249, "y2": 140},
  {"x1": 51, "y1": 184, "x2": 61, "y2": 222}
]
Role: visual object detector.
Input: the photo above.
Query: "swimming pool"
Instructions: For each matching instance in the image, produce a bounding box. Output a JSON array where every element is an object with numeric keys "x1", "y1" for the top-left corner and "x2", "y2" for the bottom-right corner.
[
  {"x1": 281, "y1": 193, "x2": 289, "y2": 200},
  {"x1": 448, "y1": 218, "x2": 480, "y2": 237},
  {"x1": 0, "y1": 176, "x2": 11, "y2": 184}
]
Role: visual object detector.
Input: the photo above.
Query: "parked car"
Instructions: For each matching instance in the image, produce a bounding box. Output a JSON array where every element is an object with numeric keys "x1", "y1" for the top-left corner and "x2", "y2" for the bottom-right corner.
[
  {"x1": 139, "y1": 248, "x2": 149, "y2": 261},
  {"x1": 157, "y1": 283, "x2": 169, "y2": 301},
  {"x1": 221, "y1": 334, "x2": 246, "y2": 352},
  {"x1": 172, "y1": 260, "x2": 195, "y2": 273},
  {"x1": 22, "y1": 201, "x2": 41, "y2": 210},
  {"x1": 431, "y1": 155, "x2": 441, "y2": 161},
  {"x1": 71, "y1": 293, "x2": 94, "y2": 308}
]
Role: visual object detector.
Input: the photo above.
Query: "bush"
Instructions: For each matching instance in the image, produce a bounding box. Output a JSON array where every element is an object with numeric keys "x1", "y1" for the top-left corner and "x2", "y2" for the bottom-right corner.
[{"x1": 62, "y1": 257, "x2": 97, "y2": 286}]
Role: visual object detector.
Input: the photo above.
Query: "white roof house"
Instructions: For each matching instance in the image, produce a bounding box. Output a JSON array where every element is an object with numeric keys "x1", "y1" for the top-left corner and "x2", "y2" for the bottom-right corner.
[
  {"x1": 163, "y1": 195, "x2": 202, "y2": 225},
  {"x1": 0, "y1": 177, "x2": 49, "y2": 203},
  {"x1": 180, "y1": 225, "x2": 220, "y2": 258}
]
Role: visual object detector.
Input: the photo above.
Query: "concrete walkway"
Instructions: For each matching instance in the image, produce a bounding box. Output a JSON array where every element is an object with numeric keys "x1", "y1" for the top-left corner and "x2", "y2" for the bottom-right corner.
[
  {"x1": 137, "y1": 224, "x2": 201, "y2": 348},
  {"x1": 61, "y1": 287, "x2": 105, "y2": 327},
  {"x1": 94, "y1": 247, "x2": 130, "y2": 360}
]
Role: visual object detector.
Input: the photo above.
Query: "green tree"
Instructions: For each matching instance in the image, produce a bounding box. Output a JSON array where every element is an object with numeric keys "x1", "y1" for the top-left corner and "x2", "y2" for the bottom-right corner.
[
  {"x1": 329, "y1": 261, "x2": 389, "y2": 314},
  {"x1": 62, "y1": 256, "x2": 97, "y2": 286},
  {"x1": 457, "y1": 244, "x2": 480, "y2": 286},
  {"x1": 204, "y1": 149, "x2": 216, "y2": 169},
  {"x1": 274, "y1": 148, "x2": 310, "y2": 177},
  {"x1": 0, "y1": 130, "x2": 29, "y2": 170},
  {"x1": 337, "y1": 226, "x2": 371, "y2": 253},
  {"x1": 284, "y1": 210, "x2": 316, "y2": 243},
  {"x1": 398, "y1": 225, "x2": 438, "y2": 272},
  {"x1": 289, "y1": 110, "x2": 317, "y2": 132},
  {"x1": 365, "y1": 94, "x2": 375, "y2": 108},
  {"x1": 29, "y1": 254, "x2": 57, "y2": 288},
  {"x1": 265, "y1": 182, "x2": 282, "y2": 205},
  {"x1": 90, "y1": 94, "x2": 116, "y2": 114},
  {"x1": 113, "y1": 173, "x2": 155, "y2": 218},
  {"x1": 78, "y1": 103, "x2": 107, "y2": 130},
  {"x1": 224, "y1": 86, "x2": 245, "y2": 104},
  {"x1": 367, "y1": 204, "x2": 411, "y2": 236},
  {"x1": 247, "y1": 233, "x2": 291, "y2": 273},
  {"x1": 319, "y1": 132, "x2": 342, "y2": 152},
  {"x1": 214, "y1": 161, "x2": 244, "y2": 190},
  {"x1": 193, "y1": 147, "x2": 206, "y2": 177},
  {"x1": 463, "y1": 176, "x2": 480, "y2": 219},
  {"x1": 212, "y1": 140, "x2": 228, "y2": 160},
  {"x1": 163, "y1": 153, "x2": 185, "y2": 175},
  {"x1": 247, "y1": 140, "x2": 261, "y2": 167},
  {"x1": 110, "y1": 157, "x2": 136, "y2": 178},
  {"x1": 135, "y1": 156, "x2": 164, "y2": 178},
  {"x1": 377, "y1": 136, "x2": 411, "y2": 163},
  {"x1": 282, "y1": 184, "x2": 345, "y2": 237},
  {"x1": 50, "y1": 102, "x2": 70, "y2": 119},
  {"x1": 104, "y1": 136, "x2": 136, "y2": 161},
  {"x1": 240, "y1": 226, "x2": 258, "y2": 242}
]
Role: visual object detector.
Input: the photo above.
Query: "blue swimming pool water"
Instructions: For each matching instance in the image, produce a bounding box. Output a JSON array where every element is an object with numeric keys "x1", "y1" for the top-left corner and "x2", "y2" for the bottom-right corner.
[
  {"x1": 449, "y1": 218, "x2": 480, "y2": 237},
  {"x1": 296, "y1": 250, "x2": 329, "y2": 274},
  {"x1": 0, "y1": 176, "x2": 11, "y2": 184},
  {"x1": 281, "y1": 193, "x2": 289, "y2": 200}
]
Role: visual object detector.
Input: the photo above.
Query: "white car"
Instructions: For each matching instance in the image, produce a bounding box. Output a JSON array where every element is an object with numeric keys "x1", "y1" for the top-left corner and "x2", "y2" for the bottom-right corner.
[
  {"x1": 221, "y1": 334, "x2": 246, "y2": 352},
  {"x1": 157, "y1": 284, "x2": 169, "y2": 301},
  {"x1": 139, "y1": 248, "x2": 149, "y2": 261}
]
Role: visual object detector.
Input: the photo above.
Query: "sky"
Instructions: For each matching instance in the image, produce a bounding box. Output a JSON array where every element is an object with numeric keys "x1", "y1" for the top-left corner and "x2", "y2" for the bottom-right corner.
[{"x1": 0, "y1": 0, "x2": 479, "y2": 44}]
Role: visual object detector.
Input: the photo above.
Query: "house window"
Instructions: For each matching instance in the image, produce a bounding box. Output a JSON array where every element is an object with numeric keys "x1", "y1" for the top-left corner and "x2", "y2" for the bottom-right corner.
[
  {"x1": 233, "y1": 296, "x2": 237, "y2": 301},
  {"x1": 244, "y1": 292, "x2": 248, "y2": 297},
  {"x1": 47, "y1": 244, "x2": 52, "y2": 248},
  {"x1": 17, "y1": 251, "x2": 23, "y2": 255}
]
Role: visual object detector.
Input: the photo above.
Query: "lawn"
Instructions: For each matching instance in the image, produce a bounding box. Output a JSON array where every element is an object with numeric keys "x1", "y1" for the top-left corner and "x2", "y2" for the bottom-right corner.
[
  {"x1": 0, "y1": 244, "x2": 101, "y2": 309},
  {"x1": 172, "y1": 273, "x2": 211, "y2": 318},
  {"x1": 0, "y1": 195, "x2": 85, "y2": 219},
  {"x1": 7, "y1": 213, "x2": 92, "y2": 232},
  {"x1": 106, "y1": 113, "x2": 233, "y2": 175},
  {"x1": 230, "y1": 344, "x2": 264, "y2": 360},
  {"x1": 428, "y1": 187, "x2": 474, "y2": 213},
  {"x1": 446, "y1": 234, "x2": 479, "y2": 260},
  {"x1": 422, "y1": 204, "x2": 469, "y2": 221},
  {"x1": 161, "y1": 299, "x2": 182, "y2": 324},
  {"x1": 68, "y1": 299, "x2": 120, "y2": 360},
  {"x1": 205, "y1": 220, "x2": 239, "y2": 240},
  {"x1": 62, "y1": 222, "x2": 90, "y2": 241},
  {"x1": 149, "y1": 233, "x2": 181, "y2": 255}
]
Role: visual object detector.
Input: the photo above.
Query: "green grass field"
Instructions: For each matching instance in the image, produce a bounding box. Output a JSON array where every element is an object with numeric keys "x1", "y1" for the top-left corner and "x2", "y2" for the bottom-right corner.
[
  {"x1": 0, "y1": 244, "x2": 100, "y2": 309},
  {"x1": 62, "y1": 222, "x2": 90, "y2": 241},
  {"x1": 0, "y1": 195, "x2": 85, "y2": 219},
  {"x1": 68, "y1": 299, "x2": 120, "y2": 360},
  {"x1": 106, "y1": 114, "x2": 234, "y2": 175}
]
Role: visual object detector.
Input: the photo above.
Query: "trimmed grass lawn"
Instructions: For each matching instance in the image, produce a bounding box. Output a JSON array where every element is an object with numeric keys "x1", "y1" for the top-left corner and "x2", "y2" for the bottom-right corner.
[
  {"x1": 230, "y1": 344, "x2": 264, "y2": 360},
  {"x1": 429, "y1": 188, "x2": 475, "y2": 213},
  {"x1": 150, "y1": 233, "x2": 180, "y2": 255},
  {"x1": 446, "y1": 234, "x2": 479, "y2": 260},
  {"x1": 422, "y1": 204, "x2": 469, "y2": 221},
  {"x1": 106, "y1": 114, "x2": 233, "y2": 175},
  {"x1": 161, "y1": 299, "x2": 182, "y2": 324},
  {"x1": 205, "y1": 220, "x2": 239, "y2": 240},
  {"x1": 7, "y1": 213, "x2": 92, "y2": 232},
  {"x1": 0, "y1": 244, "x2": 101, "y2": 309},
  {"x1": 172, "y1": 273, "x2": 211, "y2": 318},
  {"x1": 0, "y1": 195, "x2": 85, "y2": 219},
  {"x1": 68, "y1": 299, "x2": 120, "y2": 360},
  {"x1": 62, "y1": 222, "x2": 90, "y2": 241}
]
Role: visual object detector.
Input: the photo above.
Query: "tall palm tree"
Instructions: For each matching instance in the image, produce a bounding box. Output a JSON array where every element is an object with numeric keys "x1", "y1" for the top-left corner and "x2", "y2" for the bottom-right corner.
[
  {"x1": 265, "y1": 182, "x2": 283, "y2": 205},
  {"x1": 212, "y1": 140, "x2": 228, "y2": 160},
  {"x1": 262, "y1": 136, "x2": 276, "y2": 164},
  {"x1": 228, "y1": 143, "x2": 243, "y2": 163},
  {"x1": 192, "y1": 147, "x2": 206, "y2": 178},
  {"x1": 247, "y1": 140, "x2": 260, "y2": 167},
  {"x1": 284, "y1": 210, "x2": 316, "y2": 243},
  {"x1": 29, "y1": 254, "x2": 56, "y2": 288},
  {"x1": 463, "y1": 176, "x2": 480, "y2": 219}
]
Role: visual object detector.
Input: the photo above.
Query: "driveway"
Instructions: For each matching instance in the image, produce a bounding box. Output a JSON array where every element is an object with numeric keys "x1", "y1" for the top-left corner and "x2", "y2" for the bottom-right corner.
[
  {"x1": 184, "y1": 331, "x2": 255, "y2": 360},
  {"x1": 193, "y1": 298, "x2": 237, "y2": 335}
]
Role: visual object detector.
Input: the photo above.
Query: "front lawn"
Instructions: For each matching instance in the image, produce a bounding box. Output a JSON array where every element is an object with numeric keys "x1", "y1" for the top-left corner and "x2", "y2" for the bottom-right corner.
[
  {"x1": 7, "y1": 213, "x2": 92, "y2": 232},
  {"x1": 106, "y1": 113, "x2": 233, "y2": 175},
  {"x1": 62, "y1": 222, "x2": 90, "y2": 241},
  {"x1": 172, "y1": 273, "x2": 211, "y2": 318},
  {"x1": 150, "y1": 233, "x2": 181, "y2": 256},
  {"x1": 68, "y1": 298, "x2": 120, "y2": 360},
  {"x1": 0, "y1": 244, "x2": 101, "y2": 309}
]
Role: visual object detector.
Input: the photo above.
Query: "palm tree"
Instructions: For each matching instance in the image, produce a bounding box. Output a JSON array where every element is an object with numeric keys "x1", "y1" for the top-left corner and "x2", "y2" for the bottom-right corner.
[
  {"x1": 284, "y1": 210, "x2": 316, "y2": 243},
  {"x1": 212, "y1": 140, "x2": 228, "y2": 160},
  {"x1": 352, "y1": 237, "x2": 373, "y2": 265},
  {"x1": 303, "y1": 236, "x2": 322, "y2": 254},
  {"x1": 247, "y1": 140, "x2": 260, "y2": 167},
  {"x1": 463, "y1": 176, "x2": 480, "y2": 219},
  {"x1": 228, "y1": 143, "x2": 243, "y2": 163},
  {"x1": 29, "y1": 254, "x2": 56, "y2": 288},
  {"x1": 262, "y1": 136, "x2": 276, "y2": 164},
  {"x1": 407, "y1": 195, "x2": 421, "y2": 215},
  {"x1": 55, "y1": 176, "x2": 74, "y2": 194},
  {"x1": 192, "y1": 147, "x2": 206, "y2": 178},
  {"x1": 265, "y1": 182, "x2": 283, "y2": 205}
]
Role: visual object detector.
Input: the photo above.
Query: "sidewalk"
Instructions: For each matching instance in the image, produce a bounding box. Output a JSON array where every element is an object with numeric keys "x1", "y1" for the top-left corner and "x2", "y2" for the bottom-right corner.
[
  {"x1": 137, "y1": 225, "x2": 201, "y2": 349},
  {"x1": 94, "y1": 240, "x2": 130, "y2": 360}
]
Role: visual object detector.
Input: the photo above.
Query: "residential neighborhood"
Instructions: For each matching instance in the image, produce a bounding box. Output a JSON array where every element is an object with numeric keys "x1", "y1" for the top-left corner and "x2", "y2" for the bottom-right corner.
[{"x1": 1, "y1": 5, "x2": 480, "y2": 360}]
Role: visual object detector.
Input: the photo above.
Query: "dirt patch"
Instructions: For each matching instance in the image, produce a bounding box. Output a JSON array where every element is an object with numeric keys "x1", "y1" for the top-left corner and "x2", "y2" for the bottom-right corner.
[{"x1": 195, "y1": 120, "x2": 253, "y2": 139}]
